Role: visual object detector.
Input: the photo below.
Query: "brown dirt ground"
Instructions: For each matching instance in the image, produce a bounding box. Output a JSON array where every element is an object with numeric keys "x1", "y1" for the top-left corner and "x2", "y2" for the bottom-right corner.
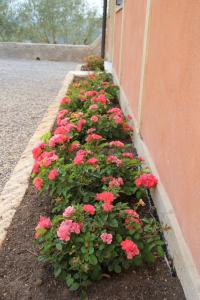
[{"x1": 0, "y1": 184, "x2": 186, "y2": 300}]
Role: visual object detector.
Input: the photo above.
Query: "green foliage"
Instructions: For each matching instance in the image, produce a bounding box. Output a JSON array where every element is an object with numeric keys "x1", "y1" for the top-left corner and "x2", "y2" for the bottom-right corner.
[
  {"x1": 35, "y1": 202, "x2": 164, "y2": 291},
  {"x1": 33, "y1": 70, "x2": 164, "y2": 294},
  {"x1": 85, "y1": 55, "x2": 105, "y2": 71},
  {"x1": 0, "y1": 0, "x2": 102, "y2": 44}
]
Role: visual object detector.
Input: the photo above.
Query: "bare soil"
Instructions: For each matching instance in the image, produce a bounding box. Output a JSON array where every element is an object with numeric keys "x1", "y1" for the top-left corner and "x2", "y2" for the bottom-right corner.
[{"x1": 0, "y1": 183, "x2": 186, "y2": 300}]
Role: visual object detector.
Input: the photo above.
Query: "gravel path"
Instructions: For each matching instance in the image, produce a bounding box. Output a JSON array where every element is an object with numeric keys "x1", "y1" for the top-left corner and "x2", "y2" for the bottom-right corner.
[{"x1": 0, "y1": 59, "x2": 77, "y2": 193}]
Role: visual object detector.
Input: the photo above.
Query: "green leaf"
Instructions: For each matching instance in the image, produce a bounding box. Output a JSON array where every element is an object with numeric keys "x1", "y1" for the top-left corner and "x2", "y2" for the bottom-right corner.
[
  {"x1": 109, "y1": 219, "x2": 118, "y2": 228},
  {"x1": 157, "y1": 245, "x2": 164, "y2": 257},
  {"x1": 70, "y1": 282, "x2": 80, "y2": 291},
  {"x1": 54, "y1": 267, "x2": 62, "y2": 278},
  {"x1": 114, "y1": 264, "x2": 122, "y2": 273},
  {"x1": 66, "y1": 276, "x2": 74, "y2": 287},
  {"x1": 116, "y1": 234, "x2": 122, "y2": 243},
  {"x1": 89, "y1": 255, "x2": 98, "y2": 265},
  {"x1": 56, "y1": 243, "x2": 62, "y2": 251}
]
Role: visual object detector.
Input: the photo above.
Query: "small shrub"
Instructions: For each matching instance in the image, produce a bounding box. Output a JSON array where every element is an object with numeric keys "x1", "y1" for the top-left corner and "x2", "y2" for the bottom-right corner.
[
  {"x1": 84, "y1": 55, "x2": 104, "y2": 71},
  {"x1": 35, "y1": 202, "x2": 164, "y2": 291}
]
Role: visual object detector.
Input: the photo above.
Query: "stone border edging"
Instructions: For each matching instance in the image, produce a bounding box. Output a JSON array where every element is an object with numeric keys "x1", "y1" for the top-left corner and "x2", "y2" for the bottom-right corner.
[{"x1": 0, "y1": 68, "x2": 91, "y2": 247}]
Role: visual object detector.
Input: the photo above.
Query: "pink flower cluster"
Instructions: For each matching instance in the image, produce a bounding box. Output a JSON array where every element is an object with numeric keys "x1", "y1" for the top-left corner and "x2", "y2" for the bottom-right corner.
[
  {"x1": 49, "y1": 134, "x2": 70, "y2": 148},
  {"x1": 91, "y1": 94, "x2": 108, "y2": 105},
  {"x1": 57, "y1": 220, "x2": 82, "y2": 241},
  {"x1": 135, "y1": 174, "x2": 158, "y2": 189},
  {"x1": 32, "y1": 142, "x2": 46, "y2": 160},
  {"x1": 109, "y1": 141, "x2": 125, "y2": 148},
  {"x1": 60, "y1": 96, "x2": 71, "y2": 105},
  {"x1": 83, "y1": 204, "x2": 96, "y2": 215},
  {"x1": 35, "y1": 216, "x2": 52, "y2": 238},
  {"x1": 89, "y1": 104, "x2": 98, "y2": 110},
  {"x1": 122, "y1": 152, "x2": 134, "y2": 159},
  {"x1": 107, "y1": 155, "x2": 122, "y2": 167},
  {"x1": 48, "y1": 169, "x2": 59, "y2": 181},
  {"x1": 95, "y1": 191, "x2": 115, "y2": 212},
  {"x1": 63, "y1": 206, "x2": 76, "y2": 218},
  {"x1": 100, "y1": 233, "x2": 113, "y2": 244},
  {"x1": 85, "y1": 90, "x2": 98, "y2": 97},
  {"x1": 34, "y1": 177, "x2": 43, "y2": 190},
  {"x1": 85, "y1": 133, "x2": 102, "y2": 143},
  {"x1": 125, "y1": 209, "x2": 142, "y2": 230},
  {"x1": 120, "y1": 240, "x2": 140, "y2": 259}
]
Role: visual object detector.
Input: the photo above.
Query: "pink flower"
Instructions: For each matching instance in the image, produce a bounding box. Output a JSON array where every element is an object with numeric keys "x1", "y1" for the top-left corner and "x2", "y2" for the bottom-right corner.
[
  {"x1": 35, "y1": 216, "x2": 52, "y2": 238},
  {"x1": 114, "y1": 115, "x2": 124, "y2": 125},
  {"x1": 68, "y1": 143, "x2": 80, "y2": 153},
  {"x1": 85, "y1": 133, "x2": 102, "y2": 143},
  {"x1": 35, "y1": 216, "x2": 52, "y2": 230},
  {"x1": 87, "y1": 158, "x2": 98, "y2": 165},
  {"x1": 135, "y1": 174, "x2": 158, "y2": 189},
  {"x1": 95, "y1": 191, "x2": 114, "y2": 204},
  {"x1": 57, "y1": 220, "x2": 72, "y2": 241},
  {"x1": 138, "y1": 156, "x2": 144, "y2": 162},
  {"x1": 92, "y1": 94, "x2": 107, "y2": 105},
  {"x1": 77, "y1": 119, "x2": 86, "y2": 132},
  {"x1": 32, "y1": 161, "x2": 40, "y2": 174},
  {"x1": 121, "y1": 240, "x2": 140, "y2": 259},
  {"x1": 102, "y1": 202, "x2": 114, "y2": 212},
  {"x1": 109, "y1": 177, "x2": 124, "y2": 188},
  {"x1": 83, "y1": 204, "x2": 96, "y2": 215},
  {"x1": 49, "y1": 134, "x2": 70, "y2": 148},
  {"x1": 103, "y1": 81, "x2": 109, "y2": 85},
  {"x1": 73, "y1": 150, "x2": 85, "y2": 165},
  {"x1": 107, "y1": 155, "x2": 122, "y2": 166},
  {"x1": 90, "y1": 115, "x2": 99, "y2": 122},
  {"x1": 60, "y1": 96, "x2": 71, "y2": 105},
  {"x1": 109, "y1": 141, "x2": 125, "y2": 148},
  {"x1": 54, "y1": 126, "x2": 68, "y2": 135},
  {"x1": 107, "y1": 107, "x2": 122, "y2": 115},
  {"x1": 100, "y1": 233, "x2": 113, "y2": 244},
  {"x1": 57, "y1": 220, "x2": 81, "y2": 241},
  {"x1": 126, "y1": 209, "x2": 139, "y2": 218},
  {"x1": 39, "y1": 152, "x2": 58, "y2": 167},
  {"x1": 32, "y1": 142, "x2": 46, "y2": 160},
  {"x1": 127, "y1": 114, "x2": 133, "y2": 121},
  {"x1": 85, "y1": 90, "x2": 98, "y2": 97},
  {"x1": 48, "y1": 169, "x2": 59, "y2": 181},
  {"x1": 87, "y1": 128, "x2": 96, "y2": 134},
  {"x1": 34, "y1": 177, "x2": 43, "y2": 190},
  {"x1": 123, "y1": 123, "x2": 133, "y2": 132},
  {"x1": 89, "y1": 104, "x2": 98, "y2": 110},
  {"x1": 63, "y1": 206, "x2": 76, "y2": 218},
  {"x1": 59, "y1": 118, "x2": 70, "y2": 126},
  {"x1": 70, "y1": 222, "x2": 81, "y2": 234},
  {"x1": 122, "y1": 152, "x2": 134, "y2": 159}
]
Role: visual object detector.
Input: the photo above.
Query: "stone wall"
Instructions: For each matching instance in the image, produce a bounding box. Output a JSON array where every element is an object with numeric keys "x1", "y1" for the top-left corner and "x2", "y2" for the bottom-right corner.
[{"x1": 0, "y1": 37, "x2": 101, "y2": 62}]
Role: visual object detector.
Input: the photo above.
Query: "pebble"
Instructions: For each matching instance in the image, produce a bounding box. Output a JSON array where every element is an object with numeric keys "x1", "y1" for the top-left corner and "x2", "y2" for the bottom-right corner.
[{"x1": 0, "y1": 59, "x2": 77, "y2": 193}]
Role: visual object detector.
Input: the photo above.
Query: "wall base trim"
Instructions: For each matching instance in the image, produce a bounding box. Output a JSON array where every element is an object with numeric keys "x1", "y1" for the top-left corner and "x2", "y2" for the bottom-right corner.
[{"x1": 108, "y1": 63, "x2": 200, "y2": 300}]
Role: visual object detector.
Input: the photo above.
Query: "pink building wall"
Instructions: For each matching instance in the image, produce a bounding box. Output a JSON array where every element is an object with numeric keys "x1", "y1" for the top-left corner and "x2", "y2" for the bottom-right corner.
[{"x1": 107, "y1": 0, "x2": 200, "y2": 275}]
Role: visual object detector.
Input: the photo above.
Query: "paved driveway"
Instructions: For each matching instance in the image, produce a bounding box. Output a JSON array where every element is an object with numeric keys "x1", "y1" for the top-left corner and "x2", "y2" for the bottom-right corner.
[{"x1": 0, "y1": 59, "x2": 77, "y2": 192}]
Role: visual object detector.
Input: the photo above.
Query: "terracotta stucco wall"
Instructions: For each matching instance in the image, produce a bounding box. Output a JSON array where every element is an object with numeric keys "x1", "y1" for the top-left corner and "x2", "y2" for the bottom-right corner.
[
  {"x1": 141, "y1": 0, "x2": 200, "y2": 271},
  {"x1": 120, "y1": 0, "x2": 146, "y2": 119},
  {"x1": 107, "y1": 0, "x2": 200, "y2": 273},
  {"x1": 113, "y1": 9, "x2": 122, "y2": 76}
]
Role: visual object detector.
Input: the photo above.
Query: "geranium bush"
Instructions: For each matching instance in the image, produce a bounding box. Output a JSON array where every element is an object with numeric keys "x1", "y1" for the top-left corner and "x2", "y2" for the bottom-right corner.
[
  {"x1": 35, "y1": 201, "x2": 164, "y2": 292},
  {"x1": 32, "y1": 70, "x2": 163, "y2": 294}
]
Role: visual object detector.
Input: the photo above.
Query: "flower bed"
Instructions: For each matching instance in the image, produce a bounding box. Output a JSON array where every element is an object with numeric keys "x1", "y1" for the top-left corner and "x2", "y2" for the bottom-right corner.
[{"x1": 32, "y1": 70, "x2": 164, "y2": 295}]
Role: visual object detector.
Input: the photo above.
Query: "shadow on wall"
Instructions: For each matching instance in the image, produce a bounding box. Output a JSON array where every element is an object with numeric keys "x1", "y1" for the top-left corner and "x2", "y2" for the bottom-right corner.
[{"x1": 0, "y1": 37, "x2": 101, "y2": 62}]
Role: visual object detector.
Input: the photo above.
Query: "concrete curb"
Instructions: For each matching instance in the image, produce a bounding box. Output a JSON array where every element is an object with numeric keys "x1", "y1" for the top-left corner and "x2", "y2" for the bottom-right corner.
[
  {"x1": 0, "y1": 69, "x2": 85, "y2": 247},
  {"x1": 110, "y1": 66, "x2": 200, "y2": 300}
]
